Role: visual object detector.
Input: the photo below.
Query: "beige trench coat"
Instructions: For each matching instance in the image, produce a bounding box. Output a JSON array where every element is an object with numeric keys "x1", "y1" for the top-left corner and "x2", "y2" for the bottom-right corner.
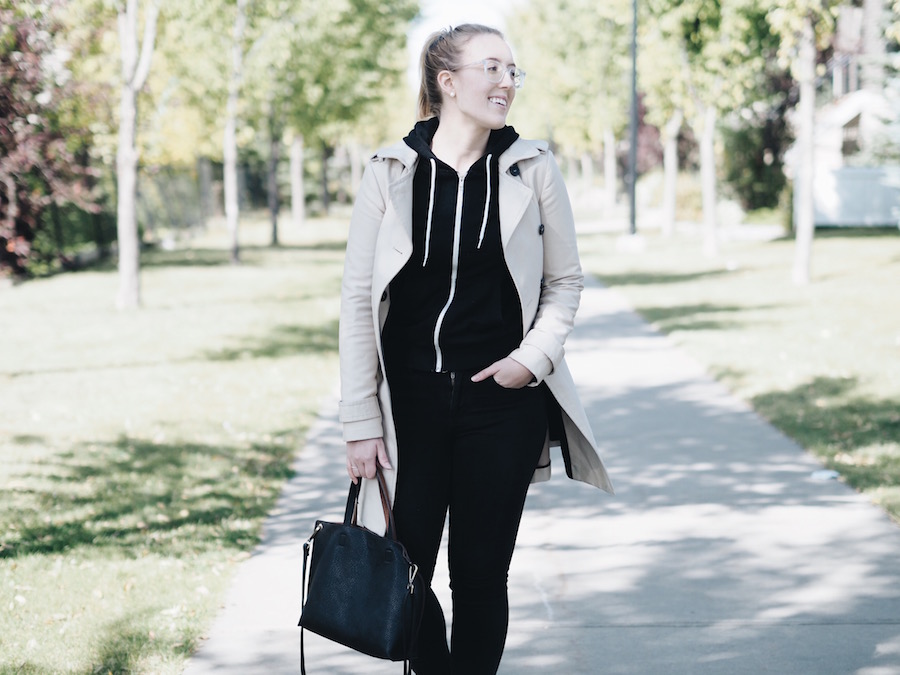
[{"x1": 338, "y1": 135, "x2": 613, "y2": 533}]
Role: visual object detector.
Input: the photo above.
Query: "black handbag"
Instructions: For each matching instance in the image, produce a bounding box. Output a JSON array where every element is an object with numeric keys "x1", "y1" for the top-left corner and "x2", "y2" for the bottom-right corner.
[{"x1": 298, "y1": 468, "x2": 426, "y2": 674}]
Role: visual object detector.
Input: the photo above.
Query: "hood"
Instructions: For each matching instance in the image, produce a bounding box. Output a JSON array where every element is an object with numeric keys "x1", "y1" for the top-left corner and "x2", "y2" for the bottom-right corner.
[{"x1": 403, "y1": 117, "x2": 520, "y2": 166}]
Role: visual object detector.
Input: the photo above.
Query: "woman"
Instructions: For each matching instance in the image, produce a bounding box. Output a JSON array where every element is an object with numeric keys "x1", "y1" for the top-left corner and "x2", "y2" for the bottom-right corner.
[{"x1": 338, "y1": 23, "x2": 613, "y2": 674}]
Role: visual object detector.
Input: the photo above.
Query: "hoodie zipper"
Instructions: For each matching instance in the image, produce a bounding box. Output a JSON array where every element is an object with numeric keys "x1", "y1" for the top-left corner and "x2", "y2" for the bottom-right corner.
[{"x1": 432, "y1": 171, "x2": 466, "y2": 372}]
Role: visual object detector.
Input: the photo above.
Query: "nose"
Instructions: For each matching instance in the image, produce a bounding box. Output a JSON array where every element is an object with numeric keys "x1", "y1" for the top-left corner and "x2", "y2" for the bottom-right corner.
[{"x1": 498, "y1": 69, "x2": 513, "y2": 88}]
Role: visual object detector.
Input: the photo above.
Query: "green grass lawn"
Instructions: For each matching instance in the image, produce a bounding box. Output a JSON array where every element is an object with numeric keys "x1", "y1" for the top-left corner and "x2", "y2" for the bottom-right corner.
[
  {"x1": 578, "y1": 225, "x2": 900, "y2": 522},
  {"x1": 0, "y1": 215, "x2": 347, "y2": 673}
]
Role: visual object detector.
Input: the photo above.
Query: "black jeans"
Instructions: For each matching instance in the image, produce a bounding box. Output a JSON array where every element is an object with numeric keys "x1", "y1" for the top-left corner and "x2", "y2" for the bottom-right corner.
[{"x1": 387, "y1": 366, "x2": 548, "y2": 675}]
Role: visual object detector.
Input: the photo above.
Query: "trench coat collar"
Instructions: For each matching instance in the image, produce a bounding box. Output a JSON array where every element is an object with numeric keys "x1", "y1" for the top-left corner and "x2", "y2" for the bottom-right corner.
[
  {"x1": 373, "y1": 135, "x2": 548, "y2": 176},
  {"x1": 374, "y1": 136, "x2": 549, "y2": 250}
]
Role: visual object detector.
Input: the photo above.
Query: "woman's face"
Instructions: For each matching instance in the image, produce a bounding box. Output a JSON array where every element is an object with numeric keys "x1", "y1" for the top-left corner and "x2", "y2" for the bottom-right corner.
[{"x1": 447, "y1": 34, "x2": 517, "y2": 131}]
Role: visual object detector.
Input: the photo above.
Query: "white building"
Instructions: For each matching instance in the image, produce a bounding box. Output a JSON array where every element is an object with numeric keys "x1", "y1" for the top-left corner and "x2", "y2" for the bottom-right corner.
[{"x1": 806, "y1": 88, "x2": 900, "y2": 227}]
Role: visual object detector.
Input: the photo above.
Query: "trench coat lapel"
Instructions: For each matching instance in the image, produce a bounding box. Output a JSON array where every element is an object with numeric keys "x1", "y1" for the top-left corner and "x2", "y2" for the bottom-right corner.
[
  {"x1": 497, "y1": 138, "x2": 546, "y2": 249},
  {"x1": 497, "y1": 173, "x2": 533, "y2": 249},
  {"x1": 386, "y1": 171, "x2": 414, "y2": 256},
  {"x1": 371, "y1": 163, "x2": 415, "y2": 311}
]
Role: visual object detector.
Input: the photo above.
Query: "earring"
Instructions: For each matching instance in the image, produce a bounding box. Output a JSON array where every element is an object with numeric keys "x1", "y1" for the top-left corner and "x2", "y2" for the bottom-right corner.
[{"x1": 450, "y1": 92, "x2": 455, "y2": 97}]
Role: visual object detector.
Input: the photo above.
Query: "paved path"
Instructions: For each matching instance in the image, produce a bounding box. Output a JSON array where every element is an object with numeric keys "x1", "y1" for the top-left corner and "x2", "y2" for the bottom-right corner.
[{"x1": 184, "y1": 281, "x2": 900, "y2": 675}]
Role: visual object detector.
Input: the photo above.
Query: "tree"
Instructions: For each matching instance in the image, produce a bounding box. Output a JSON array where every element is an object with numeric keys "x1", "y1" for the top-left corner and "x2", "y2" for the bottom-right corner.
[
  {"x1": 223, "y1": 0, "x2": 246, "y2": 263},
  {"x1": 115, "y1": 0, "x2": 159, "y2": 308},
  {"x1": 765, "y1": 0, "x2": 840, "y2": 284},
  {"x1": 655, "y1": 0, "x2": 773, "y2": 255},
  {"x1": 717, "y1": 7, "x2": 793, "y2": 213},
  {"x1": 166, "y1": 0, "x2": 415, "y2": 256},
  {"x1": 510, "y1": 0, "x2": 631, "y2": 209},
  {"x1": 0, "y1": 1, "x2": 97, "y2": 277},
  {"x1": 264, "y1": 88, "x2": 281, "y2": 246},
  {"x1": 793, "y1": 14, "x2": 817, "y2": 284},
  {"x1": 258, "y1": 0, "x2": 417, "y2": 222},
  {"x1": 640, "y1": 3, "x2": 693, "y2": 236}
]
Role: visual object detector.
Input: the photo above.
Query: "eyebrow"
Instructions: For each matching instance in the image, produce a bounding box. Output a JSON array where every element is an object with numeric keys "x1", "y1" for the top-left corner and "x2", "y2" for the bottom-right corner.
[{"x1": 485, "y1": 56, "x2": 517, "y2": 67}]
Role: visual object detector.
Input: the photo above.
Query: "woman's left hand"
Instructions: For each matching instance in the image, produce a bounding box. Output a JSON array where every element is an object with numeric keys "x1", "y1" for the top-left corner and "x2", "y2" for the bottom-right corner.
[{"x1": 471, "y1": 358, "x2": 535, "y2": 389}]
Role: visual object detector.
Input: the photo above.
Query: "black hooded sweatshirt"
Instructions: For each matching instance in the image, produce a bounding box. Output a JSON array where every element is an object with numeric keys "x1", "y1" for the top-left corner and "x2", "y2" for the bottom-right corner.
[{"x1": 382, "y1": 117, "x2": 523, "y2": 374}]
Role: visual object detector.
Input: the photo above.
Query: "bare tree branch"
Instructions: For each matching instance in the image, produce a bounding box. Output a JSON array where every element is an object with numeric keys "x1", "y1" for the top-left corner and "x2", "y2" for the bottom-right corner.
[{"x1": 133, "y1": 0, "x2": 160, "y2": 91}]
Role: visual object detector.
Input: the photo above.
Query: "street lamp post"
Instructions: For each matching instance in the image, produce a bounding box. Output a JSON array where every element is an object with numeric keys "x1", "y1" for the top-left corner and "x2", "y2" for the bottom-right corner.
[{"x1": 628, "y1": 0, "x2": 638, "y2": 236}]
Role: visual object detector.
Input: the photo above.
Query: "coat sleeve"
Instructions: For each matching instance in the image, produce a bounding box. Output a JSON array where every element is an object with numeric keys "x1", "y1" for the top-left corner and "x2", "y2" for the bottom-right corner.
[
  {"x1": 509, "y1": 151, "x2": 583, "y2": 384},
  {"x1": 338, "y1": 159, "x2": 389, "y2": 442}
]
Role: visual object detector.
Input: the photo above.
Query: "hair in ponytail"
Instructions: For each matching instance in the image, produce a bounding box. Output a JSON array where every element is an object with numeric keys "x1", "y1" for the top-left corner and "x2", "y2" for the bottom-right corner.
[{"x1": 417, "y1": 24, "x2": 505, "y2": 120}]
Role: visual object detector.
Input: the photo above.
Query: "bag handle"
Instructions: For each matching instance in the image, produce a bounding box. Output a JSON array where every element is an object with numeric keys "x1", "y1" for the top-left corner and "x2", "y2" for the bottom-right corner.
[{"x1": 343, "y1": 467, "x2": 398, "y2": 540}]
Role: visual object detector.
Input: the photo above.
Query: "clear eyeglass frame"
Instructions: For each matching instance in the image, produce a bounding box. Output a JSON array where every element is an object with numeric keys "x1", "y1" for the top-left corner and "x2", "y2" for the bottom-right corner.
[{"x1": 454, "y1": 59, "x2": 526, "y2": 89}]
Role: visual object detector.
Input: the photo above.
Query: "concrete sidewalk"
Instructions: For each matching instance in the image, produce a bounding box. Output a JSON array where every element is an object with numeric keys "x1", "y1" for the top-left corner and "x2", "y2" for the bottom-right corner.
[{"x1": 184, "y1": 281, "x2": 900, "y2": 675}]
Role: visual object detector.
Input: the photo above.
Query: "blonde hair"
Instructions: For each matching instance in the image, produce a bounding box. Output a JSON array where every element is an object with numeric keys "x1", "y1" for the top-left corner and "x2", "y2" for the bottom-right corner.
[{"x1": 417, "y1": 24, "x2": 505, "y2": 121}]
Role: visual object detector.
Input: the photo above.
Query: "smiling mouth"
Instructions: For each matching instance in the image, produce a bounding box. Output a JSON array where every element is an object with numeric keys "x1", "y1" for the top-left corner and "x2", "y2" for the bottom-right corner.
[{"x1": 489, "y1": 97, "x2": 508, "y2": 108}]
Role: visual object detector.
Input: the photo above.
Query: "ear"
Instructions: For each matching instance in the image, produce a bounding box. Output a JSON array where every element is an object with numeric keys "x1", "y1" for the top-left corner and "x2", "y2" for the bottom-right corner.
[{"x1": 437, "y1": 69, "x2": 455, "y2": 99}]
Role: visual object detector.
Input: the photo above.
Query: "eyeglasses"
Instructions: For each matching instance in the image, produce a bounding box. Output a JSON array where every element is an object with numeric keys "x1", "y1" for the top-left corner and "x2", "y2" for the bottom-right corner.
[{"x1": 453, "y1": 59, "x2": 526, "y2": 89}]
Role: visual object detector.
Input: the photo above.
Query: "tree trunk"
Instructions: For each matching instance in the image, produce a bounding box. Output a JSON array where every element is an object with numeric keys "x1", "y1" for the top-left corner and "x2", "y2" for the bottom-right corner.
[
  {"x1": 580, "y1": 152, "x2": 594, "y2": 193},
  {"x1": 224, "y1": 0, "x2": 246, "y2": 264},
  {"x1": 51, "y1": 201, "x2": 63, "y2": 259},
  {"x1": 793, "y1": 14, "x2": 816, "y2": 285},
  {"x1": 662, "y1": 109, "x2": 683, "y2": 237},
  {"x1": 335, "y1": 146, "x2": 349, "y2": 204},
  {"x1": 603, "y1": 128, "x2": 616, "y2": 211},
  {"x1": 349, "y1": 142, "x2": 363, "y2": 196},
  {"x1": 2, "y1": 173, "x2": 17, "y2": 232},
  {"x1": 290, "y1": 134, "x2": 305, "y2": 228},
  {"x1": 320, "y1": 142, "x2": 332, "y2": 215},
  {"x1": 566, "y1": 155, "x2": 580, "y2": 183},
  {"x1": 115, "y1": 0, "x2": 158, "y2": 310},
  {"x1": 268, "y1": 114, "x2": 280, "y2": 247},
  {"x1": 79, "y1": 147, "x2": 107, "y2": 256},
  {"x1": 197, "y1": 155, "x2": 212, "y2": 227},
  {"x1": 116, "y1": 85, "x2": 141, "y2": 308},
  {"x1": 699, "y1": 104, "x2": 718, "y2": 257}
]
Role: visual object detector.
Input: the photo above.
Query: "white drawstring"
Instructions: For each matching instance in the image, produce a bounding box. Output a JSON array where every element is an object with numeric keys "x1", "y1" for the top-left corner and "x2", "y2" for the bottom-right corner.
[
  {"x1": 422, "y1": 158, "x2": 437, "y2": 267},
  {"x1": 476, "y1": 154, "x2": 492, "y2": 249}
]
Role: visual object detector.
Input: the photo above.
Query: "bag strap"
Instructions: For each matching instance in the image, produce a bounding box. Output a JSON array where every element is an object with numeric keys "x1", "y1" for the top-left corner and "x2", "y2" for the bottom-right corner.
[
  {"x1": 375, "y1": 468, "x2": 398, "y2": 540},
  {"x1": 344, "y1": 468, "x2": 399, "y2": 540},
  {"x1": 342, "y1": 479, "x2": 361, "y2": 525},
  {"x1": 299, "y1": 533, "x2": 313, "y2": 675}
]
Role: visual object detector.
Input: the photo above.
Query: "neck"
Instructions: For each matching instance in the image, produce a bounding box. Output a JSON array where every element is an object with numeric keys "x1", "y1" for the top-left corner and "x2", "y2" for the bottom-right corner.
[{"x1": 430, "y1": 112, "x2": 494, "y2": 173}]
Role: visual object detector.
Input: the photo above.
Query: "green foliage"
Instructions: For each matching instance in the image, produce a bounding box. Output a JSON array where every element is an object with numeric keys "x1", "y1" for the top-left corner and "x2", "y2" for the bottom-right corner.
[
  {"x1": 891, "y1": 0, "x2": 900, "y2": 44},
  {"x1": 28, "y1": 202, "x2": 115, "y2": 275},
  {"x1": 509, "y1": 0, "x2": 632, "y2": 151},
  {"x1": 761, "y1": 0, "x2": 841, "y2": 70},
  {"x1": 159, "y1": 0, "x2": 416, "y2": 158},
  {"x1": 647, "y1": 0, "x2": 777, "y2": 115},
  {"x1": 720, "y1": 64, "x2": 794, "y2": 211},
  {"x1": 638, "y1": 0, "x2": 800, "y2": 222},
  {"x1": 640, "y1": 2, "x2": 693, "y2": 127},
  {"x1": 257, "y1": 0, "x2": 418, "y2": 145},
  {"x1": 722, "y1": 119, "x2": 789, "y2": 210}
]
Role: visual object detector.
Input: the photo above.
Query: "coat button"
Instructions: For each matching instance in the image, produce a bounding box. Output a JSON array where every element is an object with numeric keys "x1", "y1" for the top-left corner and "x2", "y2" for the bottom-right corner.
[
  {"x1": 538, "y1": 223, "x2": 545, "y2": 235},
  {"x1": 509, "y1": 163, "x2": 520, "y2": 176},
  {"x1": 381, "y1": 291, "x2": 388, "y2": 302}
]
